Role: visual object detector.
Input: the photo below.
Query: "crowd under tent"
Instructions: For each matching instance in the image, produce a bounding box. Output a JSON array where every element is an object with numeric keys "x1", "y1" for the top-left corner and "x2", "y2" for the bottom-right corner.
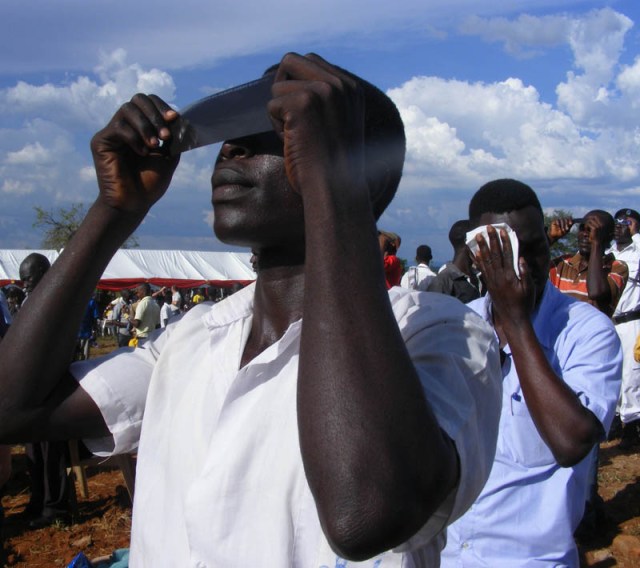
[{"x1": 0, "y1": 249, "x2": 255, "y2": 291}]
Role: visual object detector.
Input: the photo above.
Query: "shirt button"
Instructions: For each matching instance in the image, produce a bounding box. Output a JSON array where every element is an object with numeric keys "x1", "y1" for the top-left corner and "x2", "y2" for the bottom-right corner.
[{"x1": 462, "y1": 542, "x2": 470, "y2": 549}]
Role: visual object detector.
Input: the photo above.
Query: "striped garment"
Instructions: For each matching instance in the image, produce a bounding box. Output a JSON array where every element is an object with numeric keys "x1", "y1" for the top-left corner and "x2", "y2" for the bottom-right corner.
[{"x1": 549, "y1": 252, "x2": 628, "y2": 316}]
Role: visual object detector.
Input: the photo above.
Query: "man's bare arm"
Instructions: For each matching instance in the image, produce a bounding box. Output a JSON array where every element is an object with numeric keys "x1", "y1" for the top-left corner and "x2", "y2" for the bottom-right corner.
[
  {"x1": 0, "y1": 95, "x2": 179, "y2": 443},
  {"x1": 585, "y1": 216, "x2": 613, "y2": 311},
  {"x1": 270, "y1": 53, "x2": 459, "y2": 560}
]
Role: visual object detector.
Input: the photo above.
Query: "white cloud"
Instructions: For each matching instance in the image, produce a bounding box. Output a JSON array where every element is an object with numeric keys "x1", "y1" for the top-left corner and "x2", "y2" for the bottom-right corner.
[
  {"x1": 457, "y1": 9, "x2": 637, "y2": 128},
  {"x1": 389, "y1": 74, "x2": 603, "y2": 190},
  {"x1": 556, "y1": 9, "x2": 634, "y2": 125},
  {"x1": 459, "y1": 13, "x2": 570, "y2": 57},
  {"x1": 5, "y1": 142, "x2": 52, "y2": 165},
  {"x1": 1, "y1": 179, "x2": 34, "y2": 196},
  {"x1": 0, "y1": 1, "x2": 602, "y2": 74},
  {"x1": 0, "y1": 50, "x2": 176, "y2": 130}
]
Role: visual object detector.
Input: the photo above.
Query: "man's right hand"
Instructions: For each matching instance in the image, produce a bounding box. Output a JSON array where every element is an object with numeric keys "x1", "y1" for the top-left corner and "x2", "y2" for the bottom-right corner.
[
  {"x1": 90, "y1": 94, "x2": 180, "y2": 214},
  {"x1": 547, "y1": 218, "x2": 574, "y2": 244},
  {"x1": 474, "y1": 225, "x2": 536, "y2": 325}
]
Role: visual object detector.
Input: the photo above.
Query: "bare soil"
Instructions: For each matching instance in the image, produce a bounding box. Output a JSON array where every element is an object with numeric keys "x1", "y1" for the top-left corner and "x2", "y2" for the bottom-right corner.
[{"x1": 1, "y1": 336, "x2": 639, "y2": 566}]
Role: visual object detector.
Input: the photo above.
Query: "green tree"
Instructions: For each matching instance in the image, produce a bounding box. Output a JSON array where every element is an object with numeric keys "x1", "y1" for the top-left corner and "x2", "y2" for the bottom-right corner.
[
  {"x1": 33, "y1": 204, "x2": 139, "y2": 249},
  {"x1": 544, "y1": 208, "x2": 577, "y2": 257}
]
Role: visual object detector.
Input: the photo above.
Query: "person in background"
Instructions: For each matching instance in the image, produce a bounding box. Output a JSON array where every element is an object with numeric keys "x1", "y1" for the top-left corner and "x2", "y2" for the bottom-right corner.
[
  {"x1": 130, "y1": 283, "x2": 160, "y2": 342},
  {"x1": 442, "y1": 179, "x2": 622, "y2": 567},
  {"x1": 379, "y1": 230, "x2": 402, "y2": 289},
  {"x1": 549, "y1": 211, "x2": 627, "y2": 318},
  {"x1": 400, "y1": 245, "x2": 436, "y2": 291},
  {"x1": 0, "y1": 291, "x2": 11, "y2": 549},
  {"x1": 606, "y1": 208, "x2": 640, "y2": 449},
  {"x1": 428, "y1": 220, "x2": 481, "y2": 303},
  {"x1": 191, "y1": 287, "x2": 206, "y2": 305},
  {"x1": 18, "y1": 253, "x2": 76, "y2": 528},
  {"x1": 0, "y1": 290, "x2": 11, "y2": 331},
  {"x1": 159, "y1": 289, "x2": 179, "y2": 328},
  {"x1": 75, "y1": 295, "x2": 100, "y2": 361},
  {"x1": 171, "y1": 285, "x2": 183, "y2": 312},
  {"x1": 6, "y1": 287, "x2": 24, "y2": 316},
  {"x1": 108, "y1": 291, "x2": 133, "y2": 348}
]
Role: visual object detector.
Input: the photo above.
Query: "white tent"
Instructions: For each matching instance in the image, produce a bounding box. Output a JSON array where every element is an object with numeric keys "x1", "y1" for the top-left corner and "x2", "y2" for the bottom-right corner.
[{"x1": 0, "y1": 249, "x2": 255, "y2": 290}]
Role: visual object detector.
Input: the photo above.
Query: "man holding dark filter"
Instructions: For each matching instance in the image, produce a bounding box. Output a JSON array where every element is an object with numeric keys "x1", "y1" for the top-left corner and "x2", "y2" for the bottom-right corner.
[
  {"x1": 442, "y1": 179, "x2": 621, "y2": 567},
  {"x1": 549, "y1": 210, "x2": 628, "y2": 317},
  {"x1": 0, "y1": 54, "x2": 501, "y2": 566},
  {"x1": 607, "y1": 208, "x2": 640, "y2": 449}
]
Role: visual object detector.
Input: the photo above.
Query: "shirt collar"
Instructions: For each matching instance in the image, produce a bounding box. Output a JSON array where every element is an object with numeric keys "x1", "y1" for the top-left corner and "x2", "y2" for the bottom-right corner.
[
  {"x1": 529, "y1": 281, "x2": 559, "y2": 350},
  {"x1": 481, "y1": 280, "x2": 557, "y2": 351},
  {"x1": 567, "y1": 252, "x2": 585, "y2": 270},
  {"x1": 201, "y1": 282, "x2": 256, "y2": 330}
]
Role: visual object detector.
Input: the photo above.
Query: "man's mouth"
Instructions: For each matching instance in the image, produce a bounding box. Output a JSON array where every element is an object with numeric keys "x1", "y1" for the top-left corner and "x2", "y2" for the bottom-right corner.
[{"x1": 211, "y1": 168, "x2": 253, "y2": 203}]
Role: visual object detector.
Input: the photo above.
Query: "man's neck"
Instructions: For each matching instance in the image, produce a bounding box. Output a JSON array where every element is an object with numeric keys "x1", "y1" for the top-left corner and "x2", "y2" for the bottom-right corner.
[
  {"x1": 452, "y1": 250, "x2": 472, "y2": 276},
  {"x1": 615, "y1": 238, "x2": 632, "y2": 251},
  {"x1": 241, "y1": 263, "x2": 305, "y2": 367}
]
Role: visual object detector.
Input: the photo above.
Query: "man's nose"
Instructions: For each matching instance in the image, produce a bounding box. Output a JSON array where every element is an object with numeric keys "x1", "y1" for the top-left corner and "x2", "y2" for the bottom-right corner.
[{"x1": 219, "y1": 139, "x2": 254, "y2": 160}]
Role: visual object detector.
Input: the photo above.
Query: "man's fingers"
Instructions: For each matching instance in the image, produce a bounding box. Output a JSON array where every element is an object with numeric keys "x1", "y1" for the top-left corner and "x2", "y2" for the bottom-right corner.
[
  {"x1": 273, "y1": 52, "x2": 356, "y2": 91},
  {"x1": 115, "y1": 94, "x2": 177, "y2": 151}
]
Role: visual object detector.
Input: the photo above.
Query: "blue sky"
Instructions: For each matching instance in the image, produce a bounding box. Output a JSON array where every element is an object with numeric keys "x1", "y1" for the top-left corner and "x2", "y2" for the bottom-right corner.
[{"x1": 1, "y1": 0, "x2": 639, "y2": 263}]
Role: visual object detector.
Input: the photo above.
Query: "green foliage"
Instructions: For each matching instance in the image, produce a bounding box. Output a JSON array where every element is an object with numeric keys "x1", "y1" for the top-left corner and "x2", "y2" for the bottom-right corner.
[
  {"x1": 544, "y1": 208, "x2": 577, "y2": 258},
  {"x1": 33, "y1": 204, "x2": 139, "y2": 249}
]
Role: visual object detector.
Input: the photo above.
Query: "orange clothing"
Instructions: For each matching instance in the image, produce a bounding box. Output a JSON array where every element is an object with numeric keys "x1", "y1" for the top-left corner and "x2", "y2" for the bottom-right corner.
[{"x1": 549, "y1": 252, "x2": 628, "y2": 316}]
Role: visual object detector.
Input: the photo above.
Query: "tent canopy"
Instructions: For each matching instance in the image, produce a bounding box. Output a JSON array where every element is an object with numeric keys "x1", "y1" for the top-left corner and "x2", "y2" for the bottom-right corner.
[{"x1": 0, "y1": 249, "x2": 255, "y2": 290}]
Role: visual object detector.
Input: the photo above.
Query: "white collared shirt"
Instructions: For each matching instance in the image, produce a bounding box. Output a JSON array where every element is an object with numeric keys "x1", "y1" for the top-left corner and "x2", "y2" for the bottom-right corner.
[
  {"x1": 400, "y1": 263, "x2": 437, "y2": 291},
  {"x1": 607, "y1": 235, "x2": 640, "y2": 315},
  {"x1": 72, "y1": 285, "x2": 502, "y2": 567}
]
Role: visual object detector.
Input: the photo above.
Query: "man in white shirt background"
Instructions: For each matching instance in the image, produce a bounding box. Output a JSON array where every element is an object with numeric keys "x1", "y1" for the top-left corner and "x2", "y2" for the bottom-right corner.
[
  {"x1": 401, "y1": 245, "x2": 437, "y2": 291},
  {"x1": 607, "y1": 208, "x2": 640, "y2": 449}
]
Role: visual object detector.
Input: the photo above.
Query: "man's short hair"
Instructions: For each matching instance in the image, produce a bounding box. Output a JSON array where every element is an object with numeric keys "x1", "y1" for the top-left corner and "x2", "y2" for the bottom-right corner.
[
  {"x1": 137, "y1": 282, "x2": 151, "y2": 296},
  {"x1": 265, "y1": 61, "x2": 406, "y2": 220},
  {"x1": 20, "y1": 252, "x2": 50, "y2": 273},
  {"x1": 469, "y1": 179, "x2": 542, "y2": 225},
  {"x1": 449, "y1": 220, "x2": 471, "y2": 250},
  {"x1": 416, "y1": 245, "x2": 432, "y2": 263},
  {"x1": 614, "y1": 208, "x2": 640, "y2": 225}
]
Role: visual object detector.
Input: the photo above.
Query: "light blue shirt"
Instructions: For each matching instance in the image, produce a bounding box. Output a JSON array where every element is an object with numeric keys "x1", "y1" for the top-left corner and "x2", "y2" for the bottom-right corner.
[{"x1": 441, "y1": 281, "x2": 622, "y2": 567}]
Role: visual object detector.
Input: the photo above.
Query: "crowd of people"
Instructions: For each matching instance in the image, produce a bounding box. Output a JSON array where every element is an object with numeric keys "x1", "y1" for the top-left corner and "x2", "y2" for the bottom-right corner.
[{"x1": 0, "y1": 52, "x2": 634, "y2": 567}]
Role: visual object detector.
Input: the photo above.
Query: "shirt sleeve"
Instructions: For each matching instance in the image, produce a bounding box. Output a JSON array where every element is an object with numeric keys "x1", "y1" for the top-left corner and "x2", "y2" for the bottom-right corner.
[
  {"x1": 556, "y1": 302, "x2": 622, "y2": 433},
  {"x1": 388, "y1": 289, "x2": 503, "y2": 551},
  {"x1": 608, "y1": 259, "x2": 629, "y2": 313},
  {"x1": 69, "y1": 324, "x2": 171, "y2": 456}
]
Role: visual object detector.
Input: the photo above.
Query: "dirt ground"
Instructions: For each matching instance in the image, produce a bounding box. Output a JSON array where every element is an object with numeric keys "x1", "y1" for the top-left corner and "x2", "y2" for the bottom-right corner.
[{"x1": 1, "y1": 336, "x2": 640, "y2": 567}]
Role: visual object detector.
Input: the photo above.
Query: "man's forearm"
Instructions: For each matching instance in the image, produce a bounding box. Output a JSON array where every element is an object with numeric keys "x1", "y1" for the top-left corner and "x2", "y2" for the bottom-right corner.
[
  {"x1": 0, "y1": 199, "x2": 144, "y2": 427},
  {"x1": 586, "y1": 244, "x2": 611, "y2": 305},
  {"x1": 502, "y1": 320, "x2": 602, "y2": 466},
  {"x1": 297, "y1": 185, "x2": 457, "y2": 558}
]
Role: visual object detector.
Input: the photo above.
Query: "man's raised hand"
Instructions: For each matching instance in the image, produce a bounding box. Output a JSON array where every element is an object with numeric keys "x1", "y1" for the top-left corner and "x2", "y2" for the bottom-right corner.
[{"x1": 90, "y1": 94, "x2": 180, "y2": 214}]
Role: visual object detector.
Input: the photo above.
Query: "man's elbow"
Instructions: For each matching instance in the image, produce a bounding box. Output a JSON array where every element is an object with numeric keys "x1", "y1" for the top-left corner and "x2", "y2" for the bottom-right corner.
[
  {"x1": 552, "y1": 423, "x2": 603, "y2": 468},
  {"x1": 322, "y1": 504, "x2": 425, "y2": 561},
  {"x1": 321, "y1": 467, "x2": 457, "y2": 560}
]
